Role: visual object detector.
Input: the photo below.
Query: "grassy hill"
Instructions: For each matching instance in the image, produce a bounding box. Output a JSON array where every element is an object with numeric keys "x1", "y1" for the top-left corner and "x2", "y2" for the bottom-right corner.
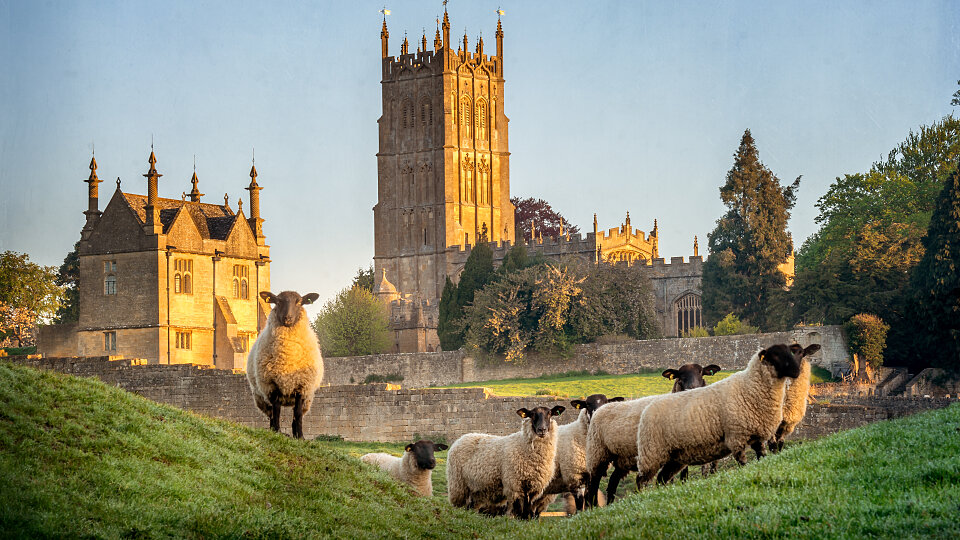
[{"x1": 2, "y1": 360, "x2": 958, "y2": 539}]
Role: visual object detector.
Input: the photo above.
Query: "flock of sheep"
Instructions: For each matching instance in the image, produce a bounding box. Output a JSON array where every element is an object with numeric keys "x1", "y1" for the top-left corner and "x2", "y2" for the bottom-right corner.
[{"x1": 244, "y1": 290, "x2": 821, "y2": 519}]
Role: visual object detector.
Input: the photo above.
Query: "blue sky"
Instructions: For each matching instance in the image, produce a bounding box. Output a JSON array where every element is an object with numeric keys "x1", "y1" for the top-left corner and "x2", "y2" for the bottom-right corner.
[{"x1": 1, "y1": 0, "x2": 957, "y2": 316}]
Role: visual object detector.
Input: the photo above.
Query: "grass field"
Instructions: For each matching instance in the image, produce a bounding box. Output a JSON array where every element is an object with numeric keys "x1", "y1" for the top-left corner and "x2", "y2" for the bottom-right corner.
[{"x1": 2, "y1": 360, "x2": 956, "y2": 539}]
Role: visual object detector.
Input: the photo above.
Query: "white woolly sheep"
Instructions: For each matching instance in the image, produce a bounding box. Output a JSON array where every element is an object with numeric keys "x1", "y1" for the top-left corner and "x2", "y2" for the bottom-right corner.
[
  {"x1": 634, "y1": 344, "x2": 803, "y2": 487},
  {"x1": 768, "y1": 344, "x2": 821, "y2": 453},
  {"x1": 537, "y1": 394, "x2": 623, "y2": 515},
  {"x1": 361, "y1": 440, "x2": 448, "y2": 497},
  {"x1": 447, "y1": 405, "x2": 565, "y2": 519},
  {"x1": 662, "y1": 363, "x2": 723, "y2": 482},
  {"x1": 246, "y1": 290, "x2": 324, "y2": 439}
]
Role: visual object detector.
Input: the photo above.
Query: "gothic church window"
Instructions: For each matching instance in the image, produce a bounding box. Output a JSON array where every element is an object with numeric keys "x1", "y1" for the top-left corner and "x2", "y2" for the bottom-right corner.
[
  {"x1": 460, "y1": 96, "x2": 472, "y2": 138},
  {"x1": 476, "y1": 99, "x2": 487, "y2": 139},
  {"x1": 675, "y1": 293, "x2": 703, "y2": 336},
  {"x1": 233, "y1": 265, "x2": 249, "y2": 299}
]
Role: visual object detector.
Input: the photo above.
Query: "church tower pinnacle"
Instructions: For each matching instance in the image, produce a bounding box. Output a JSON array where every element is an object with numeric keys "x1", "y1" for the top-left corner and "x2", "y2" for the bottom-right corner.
[
  {"x1": 246, "y1": 159, "x2": 265, "y2": 243},
  {"x1": 82, "y1": 153, "x2": 102, "y2": 238},
  {"x1": 143, "y1": 149, "x2": 163, "y2": 234}
]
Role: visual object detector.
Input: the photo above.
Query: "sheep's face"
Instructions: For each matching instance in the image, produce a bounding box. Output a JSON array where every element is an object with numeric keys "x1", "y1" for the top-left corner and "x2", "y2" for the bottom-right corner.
[
  {"x1": 662, "y1": 363, "x2": 722, "y2": 393},
  {"x1": 789, "y1": 343, "x2": 822, "y2": 364},
  {"x1": 260, "y1": 291, "x2": 319, "y2": 327},
  {"x1": 760, "y1": 344, "x2": 803, "y2": 379},
  {"x1": 405, "y1": 440, "x2": 448, "y2": 470},
  {"x1": 570, "y1": 394, "x2": 624, "y2": 419},
  {"x1": 517, "y1": 406, "x2": 565, "y2": 438}
]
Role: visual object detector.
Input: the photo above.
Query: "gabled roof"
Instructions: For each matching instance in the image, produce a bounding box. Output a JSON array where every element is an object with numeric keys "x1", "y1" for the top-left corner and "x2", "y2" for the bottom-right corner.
[{"x1": 121, "y1": 193, "x2": 242, "y2": 241}]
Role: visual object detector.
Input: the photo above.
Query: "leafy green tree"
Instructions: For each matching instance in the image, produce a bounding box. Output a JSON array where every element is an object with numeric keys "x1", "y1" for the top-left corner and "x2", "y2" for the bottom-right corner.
[
  {"x1": 351, "y1": 265, "x2": 375, "y2": 293},
  {"x1": 437, "y1": 242, "x2": 495, "y2": 350},
  {"x1": 702, "y1": 129, "x2": 799, "y2": 330},
  {"x1": 312, "y1": 287, "x2": 391, "y2": 357},
  {"x1": 54, "y1": 242, "x2": 80, "y2": 323},
  {"x1": 909, "y1": 163, "x2": 960, "y2": 370},
  {"x1": 712, "y1": 313, "x2": 759, "y2": 336},
  {"x1": 568, "y1": 261, "x2": 661, "y2": 343},
  {"x1": 844, "y1": 313, "x2": 890, "y2": 379}
]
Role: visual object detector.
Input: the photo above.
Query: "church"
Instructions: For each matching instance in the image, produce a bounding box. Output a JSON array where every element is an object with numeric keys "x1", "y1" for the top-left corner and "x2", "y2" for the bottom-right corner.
[
  {"x1": 39, "y1": 151, "x2": 271, "y2": 368},
  {"x1": 371, "y1": 12, "x2": 728, "y2": 352}
]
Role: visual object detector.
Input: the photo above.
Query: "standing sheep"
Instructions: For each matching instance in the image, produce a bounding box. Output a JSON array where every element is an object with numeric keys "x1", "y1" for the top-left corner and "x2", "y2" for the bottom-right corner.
[
  {"x1": 634, "y1": 344, "x2": 803, "y2": 487},
  {"x1": 768, "y1": 344, "x2": 821, "y2": 453},
  {"x1": 446, "y1": 405, "x2": 565, "y2": 519},
  {"x1": 246, "y1": 290, "x2": 324, "y2": 439},
  {"x1": 537, "y1": 394, "x2": 624, "y2": 515},
  {"x1": 361, "y1": 440, "x2": 448, "y2": 497},
  {"x1": 662, "y1": 363, "x2": 722, "y2": 482}
]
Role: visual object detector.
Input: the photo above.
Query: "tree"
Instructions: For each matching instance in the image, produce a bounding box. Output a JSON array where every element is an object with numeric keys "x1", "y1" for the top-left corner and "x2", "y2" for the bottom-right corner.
[
  {"x1": 712, "y1": 313, "x2": 759, "y2": 336},
  {"x1": 312, "y1": 287, "x2": 391, "y2": 357},
  {"x1": 512, "y1": 197, "x2": 580, "y2": 242},
  {"x1": 437, "y1": 242, "x2": 495, "y2": 350},
  {"x1": 55, "y1": 242, "x2": 80, "y2": 323},
  {"x1": 952, "y1": 79, "x2": 960, "y2": 107},
  {"x1": 351, "y1": 265, "x2": 374, "y2": 293},
  {"x1": 844, "y1": 313, "x2": 890, "y2": 380},
  {"x1": 568, "y1": 261, "x2": 661, "y2": 343},
  {"x1": 909, "y1": 162, "x2": 960, "y2": 370},
  {"x1": 702, "y1": 129, "x2": 799, "y2": 331},
  {"x1": 0, "y1": 251, "x2": 62, "y2": 347}
]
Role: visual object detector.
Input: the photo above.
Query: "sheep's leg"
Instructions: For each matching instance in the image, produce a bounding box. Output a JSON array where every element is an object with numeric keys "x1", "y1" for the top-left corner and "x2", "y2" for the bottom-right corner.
[
  {"x1": 678, "y1": 466, "x2": 689, "y2": 482},
  {"x1": 750, "y1": 440, "x2": 766, "y2": 460},
  {"x1": 657, "y1": 461, "x2": 685, "y2": 485},
  {"x1": 606, "y1": 466, "x2": 628, "y2": 504},
  {"x1": 635, "y1": 467, "x2": 657, "y2": 491},
  {"x1": 268, "y1": 388, "x2": 282, "y2": 432},
  {"x1": 733, "y1": 448, "x2": 748, "y2": 465},
  {"x1": 573, "y1": 490, "x2": 585, "y2": 513},
  {"x1": 586, "y1": 461, "x2": 608, "y2": 508},
  {"x1": 292, "y1": 390, "x2": 305, "y2": 439}
]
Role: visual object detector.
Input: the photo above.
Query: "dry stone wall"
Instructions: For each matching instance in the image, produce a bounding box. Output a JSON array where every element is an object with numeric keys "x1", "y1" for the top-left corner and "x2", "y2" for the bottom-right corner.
[{"x1": 8, "y1": 352, "x2": 955, "y2": 443}]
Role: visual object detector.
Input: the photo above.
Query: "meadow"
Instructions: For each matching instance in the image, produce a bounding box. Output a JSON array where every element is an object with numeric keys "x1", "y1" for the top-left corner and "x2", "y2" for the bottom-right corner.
[{"x1": 2, "y1": 360, "x2": 956, "y2": 539}]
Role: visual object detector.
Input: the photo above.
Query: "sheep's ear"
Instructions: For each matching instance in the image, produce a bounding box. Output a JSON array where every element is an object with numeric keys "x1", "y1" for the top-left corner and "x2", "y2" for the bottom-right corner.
[
  {"x1": 405, "y1": 444, "x2": 414, "y2": 452},
  {"x1": 517, "y1": 408, "x2": 529, "y2": 418},
  {"x1": 609, "y1": 397, "x2": 625, "y2": 402},
  {"x1": 703, "y1": 365, "x2": 722, "y2": 376},
  {"x1": 434, "y1": 443, "x2": 448, "y2": 451},
  {"x1": 301, "y1": 293, "x2": 320, "y2": 305},
  {"x1": 758, "y1": 349, "x2": 768, "y2": 363},
  {"x1": 571, "y1": 400, "x2": 586, "y2": 410},
  {"x1": 260, "y1": 291, "x2": 278, "y2": 303},
  {"x1": 803, "y1": 344, "x2": 821, "y2": 357},
  {"x1": 662, "y1": 369, "x2": 678, "y2": 380},
  {"x1": 551, "y1": 405, "x2": 566, "y2": 417}
]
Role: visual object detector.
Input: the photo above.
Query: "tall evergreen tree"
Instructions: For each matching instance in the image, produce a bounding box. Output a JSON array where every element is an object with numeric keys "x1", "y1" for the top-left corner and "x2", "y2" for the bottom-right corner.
[
  {"x1": 910, "y1": 162, "x2": 960, "y2": 370},
  {"x1": 703, "y1": 129, "x2": 799, "y2": 330},
  {"x1": 437, "y1": 242, "x2": 494, "y2": 351},
  {"x1": 54, "y1": 242, "x2": 80, "y2": 323},
  {"x1": 437, "y1": 277, "x2": 459, "y2": 351}
]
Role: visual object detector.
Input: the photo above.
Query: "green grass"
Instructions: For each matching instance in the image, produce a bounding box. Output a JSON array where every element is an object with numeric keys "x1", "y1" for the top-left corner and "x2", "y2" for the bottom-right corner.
[
  {"x1": 3, "y1": 359, "x2": 959, "y2": 539},
  {"x1": 433, "y1": 370, "x2": 735, "y2": 398}
]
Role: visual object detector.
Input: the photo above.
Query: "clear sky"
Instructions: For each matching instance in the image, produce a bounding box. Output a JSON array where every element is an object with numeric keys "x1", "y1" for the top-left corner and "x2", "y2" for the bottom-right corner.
[{"x1": 1, "y1": 0, "x2": 957, "y2": 318}]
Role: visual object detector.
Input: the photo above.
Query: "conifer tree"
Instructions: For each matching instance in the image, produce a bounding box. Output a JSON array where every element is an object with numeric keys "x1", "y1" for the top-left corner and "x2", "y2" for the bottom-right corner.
[
  {"x1": 437, "y1": 277, "x2": 459, "y2": 350},
  {"x1": 910, "y1": 163, "x2": 960, "y2": 369},
  {"x1": 437, "y1": 242, "x2": 494, "y2": 350},
  {"x1": 703, "y1": 129, "x2": 799, "y2": 330}
]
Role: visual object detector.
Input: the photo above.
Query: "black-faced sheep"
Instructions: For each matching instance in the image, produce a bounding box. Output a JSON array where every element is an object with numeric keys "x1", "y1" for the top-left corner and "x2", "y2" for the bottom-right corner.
[
  {"x1": 635, "y1": 344, "x2": 803, "y2": 488},
  {"x1": 537, "y1": 394, "x2": 624, "y2": 515},
  {"x1": 361, "y1": 440, "x2": 449, "y2": 497},
  {"x1": 446, "y1": 405, "x2": 565, "y2": 519},
  {"x1": 662, "y1": 363, "x2": 722, "y2": 482},
  {"x1": 768, "y1": 344, "x2": 821, "y2": 453},
  {"x1": 246, "y1": 290, "x2": 323, "y2": 439}
]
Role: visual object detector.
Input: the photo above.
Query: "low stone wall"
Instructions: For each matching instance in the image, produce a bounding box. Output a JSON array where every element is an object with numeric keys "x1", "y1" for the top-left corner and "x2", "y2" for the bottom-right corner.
[
  {"x1": 324, "y1": 325, "x2": 849, "y2": 388},
  {"x1": 8, "y1": 353, "x2": 954, "y2": 444}
]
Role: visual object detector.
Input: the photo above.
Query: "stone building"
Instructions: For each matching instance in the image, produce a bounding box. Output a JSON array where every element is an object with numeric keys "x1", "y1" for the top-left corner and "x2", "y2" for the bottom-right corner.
[{"x1": 39, "y1": 151, "x2": 271, "y2": 368}]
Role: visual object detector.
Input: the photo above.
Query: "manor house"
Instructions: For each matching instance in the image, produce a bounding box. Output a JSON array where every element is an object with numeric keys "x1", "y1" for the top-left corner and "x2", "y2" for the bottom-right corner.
[
  {"x1": 372, "y1": 12, "x2": 732, "y2": 352},
  {"x1": 39, "y1": 152, "x2": 271, "y2": 368}
]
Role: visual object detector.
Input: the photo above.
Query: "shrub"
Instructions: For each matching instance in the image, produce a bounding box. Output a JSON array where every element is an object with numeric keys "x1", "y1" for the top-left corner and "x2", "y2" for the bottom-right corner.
[
  {"x1": 845, "y1": 313, "x2": 890, "y2": 368},
  {"x1": 362, "y1": 373, "x2": 404, "y2": 384},
  {"x1": 313, "y1": 287, "x2": 391, "y2": 357},
  {"x1": 712, "y1": 313, "x2": 759, "y2": 336},
  {"x1": 682, "y1": 326, "x2": 711, "y2": 338}
]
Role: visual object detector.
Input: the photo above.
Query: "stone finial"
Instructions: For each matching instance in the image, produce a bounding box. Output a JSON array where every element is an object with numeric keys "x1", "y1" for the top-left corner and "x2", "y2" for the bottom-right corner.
[
  {"x1": 188, "y1": 171, "x2": 204, "y2": 202},
  {"x1": 496, "y1": 16, "x2": 503, "y2": 58},
  {"x1": 476, "y1": 34, "x2": 483, "y2": 56},
  {"x1": 434, "y1": 24, "x2": 442, "y2": 50},
  {"x1": 463, "y1": 29, "x2": 469, "y2": 54},
  {"x1": 401, "y1": 33, "x2": 409, "y2": 55},
  {"x1": 693, "y1": 235, "x2": 699, "y2": 257},
  {"x1": 142, "y1": 150, "x2": 162, "y2": 228},
  {"x1": 224, "y1": 193, "x2": 229, "y2": 206},
  {"x1": 381, "y1": 19, "x2": 389, "y2": 58},
  {"x1": 421, "y1": 30, "x2": 427, "y2": 53}
]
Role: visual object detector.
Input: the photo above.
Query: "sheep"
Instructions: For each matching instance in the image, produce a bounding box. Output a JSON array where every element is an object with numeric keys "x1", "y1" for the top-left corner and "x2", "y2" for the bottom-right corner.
[
  {"x1": 446, "y1": 405, "x2": 565, "y2": 519},
  {"x1": 361, "y1": 440, "x2": 449, "y2": 497},
  {"x1": 246, "y1": 290, "x2": 324, "y2": 439},
  {"x1": 536, "y1": 394, "x2": 624, "y2": 515},
  {"x1": 662, "y1": 363, "x2": 722, "y2": 482},
  {"x1": 768, "y1": 344, "x2": 821, "y2": 453},
  {"x1": 634, "y1": 344, "x2": 804, "y2": 488},
  {"x1": 584, "y1": 364, "x2": 721, "y2": 507}
]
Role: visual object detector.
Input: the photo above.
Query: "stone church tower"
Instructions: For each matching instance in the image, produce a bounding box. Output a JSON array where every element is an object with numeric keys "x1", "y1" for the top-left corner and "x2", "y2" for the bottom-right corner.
[{"x1": 374, "y1": 12, "x2": 515, "y2": 352}]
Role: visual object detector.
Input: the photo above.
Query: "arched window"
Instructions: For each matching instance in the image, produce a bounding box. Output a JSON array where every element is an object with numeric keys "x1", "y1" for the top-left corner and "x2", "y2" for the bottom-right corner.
[
  {"x1": 463, "y1": 159, "x2": 474, "y2": 203},
  {"x1": 233, "y1": 278, "x2": 239, "y2": 298},
  {"x1": 476, "y1": 99, "x2": 487, "y2": 139},
  {"x1": 183, "y1": 274, "x2": 192, "y2": 294},
  {"x1": 174, "y1": 274, "x2": 182, "y2": 294},
  {"x1": 241, "y1": 279, "x2": 249, "y2": 300},
  {"x1": 675, "y1": 293, "x2": 703, "y2": 336},
  {"x1": 460, "y1": 96, "x2": 472, "y2": 138}
]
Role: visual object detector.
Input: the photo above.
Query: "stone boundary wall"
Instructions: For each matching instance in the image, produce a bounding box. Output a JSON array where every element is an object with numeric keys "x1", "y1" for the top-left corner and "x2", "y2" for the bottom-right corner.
[
  {"x1": 325, "y1": 325, "x2": 849, "y2": 388},
  {"x1": 9, "y1": 353, "x2": 955, "y2": 443}
]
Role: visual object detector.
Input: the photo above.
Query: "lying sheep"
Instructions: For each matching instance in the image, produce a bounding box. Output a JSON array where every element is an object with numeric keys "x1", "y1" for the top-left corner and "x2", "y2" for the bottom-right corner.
[
  {"x1": 537, "y1": 394, "x2": 624, "y2": 515},
  {"x1": 769, "y1": 344, "x2": 821, "y2": 453},
  {"x1": 584, "y1": 395, "x2": 659, "y2": 507},
  {"x1": 635, "y1": 344, "x2": 803, "y2": 487},
  {"x1": 361, "y1": 440, "x2": 449, "y2": 497},
  {"x1": 662, "y1": 363, "x2": 722, "y2": 482},
  {"x1": 246, "y1": 290, "x2": 324, "y2": 439},
  {"x1": 447, "y1": 405, "x2": 565, "y2": 519}
]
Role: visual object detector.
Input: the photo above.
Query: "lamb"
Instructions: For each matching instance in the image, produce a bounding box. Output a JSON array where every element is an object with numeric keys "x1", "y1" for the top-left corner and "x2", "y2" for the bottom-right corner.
[
  {"x1": 584, "y1": 364, "x2": 721, "y2": 506},
  {"x1": 246, "y1": 290, "x2": 324, "y2": 439},
  {"x1": 446, "y1": 405, "x2": 565, "y2": 519},
  {"x1": 536, "y1": 394, "x2": 624, "y2": 515},
  {"x1": 768, "y1": 344, "x2": 821, "y2": 453},
  {"x1": 361, "y1": 440, "x2": 448, "y2": 497},
  {"x1": 634, "y1": 344, "x2": 804, "y2": 487}
]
